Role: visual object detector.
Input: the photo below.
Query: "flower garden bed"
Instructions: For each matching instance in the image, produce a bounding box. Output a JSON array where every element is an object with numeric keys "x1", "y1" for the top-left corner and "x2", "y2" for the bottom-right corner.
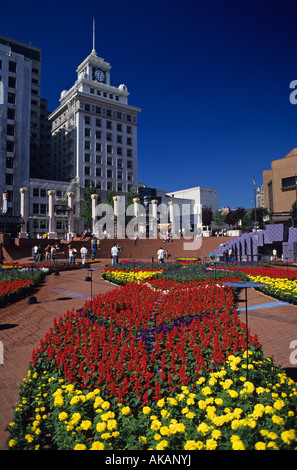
[
  {"x1": 0, "y1": 260, "x2": 96, "y2": 307},
  {"x1": 6, "y1": 261, "x2": 297, "y2": 450}
]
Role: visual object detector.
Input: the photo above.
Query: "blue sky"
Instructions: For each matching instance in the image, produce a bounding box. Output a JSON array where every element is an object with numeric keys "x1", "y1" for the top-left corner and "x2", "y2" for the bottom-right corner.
[{"x1": 2, "y1": 0, "x2": 297, "y2": 209}]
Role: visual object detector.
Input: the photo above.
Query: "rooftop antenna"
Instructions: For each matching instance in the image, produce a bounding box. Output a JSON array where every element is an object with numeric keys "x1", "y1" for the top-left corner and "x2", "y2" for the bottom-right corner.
[{"x1": 92, "y1": 17, "x2": 96, "y2": 55}]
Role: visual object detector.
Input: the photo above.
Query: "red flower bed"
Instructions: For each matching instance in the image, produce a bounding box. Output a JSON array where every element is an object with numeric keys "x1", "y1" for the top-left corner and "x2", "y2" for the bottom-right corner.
[
  {"x1": 31, "y1": 278, "x2": 260, "y2": 408},
  {"x1": 0, "y1": 278, "x2": 34, "y2": 301},
  {"x1": 219, "y1": 265, "x2": 297, "y2": 280}
]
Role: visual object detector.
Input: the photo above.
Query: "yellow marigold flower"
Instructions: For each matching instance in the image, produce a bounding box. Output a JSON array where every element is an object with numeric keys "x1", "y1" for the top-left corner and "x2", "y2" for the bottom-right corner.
[
  {"x1": 205, "y1": 438, "x2": 218, "y2": 450},
  {"x1": 101, "y1": 401, "x2": 110, "y2": 410},
  {"x1": 81, "y1": 420, "x2": 92, "y2": 430},
  {"x1": 222, "y1": 379, "x2": 233, "y2": 390},
  {"x1": 197, "y1": 422, "x2": 211, "y2": 435},
  {"x1": 281, "y1": 429, "x2": 296, "y2": 445},
  {"x1": 90, "y1": 441, "x2": 105, "y2": 450},
  {"x1": 107, "y1": 419, "x2": 117, "y2": 431},
  {"x1": 167, "y1": 397, "x2": 178, "y2": 406},
  {"x1": 186, "y1": 412, "x2": 195, "y2": 419},
  {"x1": 96, "y1": 422, "x2": 107, "y2": 433},
  {"x1": 198, "y1": 400, "x2": 207, "y2": 410},
  {"x1": 160, "y1": 426, "x2": 170, "y2": 436},
  {"x1": 8, "y1": 439, "x2": 17, "y2": 448},
  {"x1": 273, "y1": 399, "x2": 285, "y2": 410},
  {"x1": 181, "y1": 407, "x2": 189, "y2": 414},
  {"x1": 161, "y1": 409, "x2": 170, "y2": 418},
  {"x1": 94, "y1": 396, "x2": 104, "y2": 409},
  {"x1": 142, "y1": 406, "x2": 151, "y2": 415},
  {"x1": 187, "y1": 396, "x2": 195, "y2": 405},
  {"x1": 101, "y1": 433, "x2": 112, "y2": 440},
  {"x1": 71, "y1": 412, "x2": 81, "y2": 424},
  {"x1": 212, "y1": 429, "x2": 221, "y2": 440},
  {"x1": 121, "y1": 406, "x2": 131, "y2": 415},
  {"x1": 196, "y1": 377, "x2": 206, "y2": 385},
  {"x1": 151, "y1": 419, "x2": 162, "y2": 431},
  {"x1": 215, "y1": 398, "x2": 223, "y2": 406},
  {"x1": 184, "y1": 440, "x2": 197, "y2": 450},
  {"x1": 58, "y1": 412, "x2": 68, "y2": 421},
  {"x1": 255, "y1": 442, "x2": 266, "y2": 450},
  {"x1": 272, "y1": 415, "x2": 284, "y2": 426},
  {"x1": 156, "y1": 440, "x2": 168, "y2": 450},
  {"x1": 201, "y1": 386, "x2": 212, "y2": 396},
  {"x1": 25, "y1": 434, "x2": 34, "y2": 443},
  {"x1": 228, "y1": 389, "x2": 238, "y2": 399},
  {"x1": 138, "y1": 436, "x2": 147, "y2": 443},
  {"x1": 74, "y1": 444, "x2": 87, "y2": 450},
  {"x1": 154, "y1": 434, "x2": 161, "y2": 441},
  {"x1": 157, "y1": 398, "x2": 165, "y2": 407},
  {"x1": 230, "y1": 435, "x2": 245, "y2": 450}
]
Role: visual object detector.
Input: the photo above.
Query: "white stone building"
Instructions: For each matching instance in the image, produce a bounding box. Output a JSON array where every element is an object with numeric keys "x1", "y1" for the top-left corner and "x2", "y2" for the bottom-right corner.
[{"x1": 49, "y1": 47, "x2": 141, "y2": 214}]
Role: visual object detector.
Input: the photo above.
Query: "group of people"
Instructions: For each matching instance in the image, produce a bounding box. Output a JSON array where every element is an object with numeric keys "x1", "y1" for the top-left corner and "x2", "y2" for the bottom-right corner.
[{"x1": 32, "y1": 244, "x2": 57, "y2": 262}]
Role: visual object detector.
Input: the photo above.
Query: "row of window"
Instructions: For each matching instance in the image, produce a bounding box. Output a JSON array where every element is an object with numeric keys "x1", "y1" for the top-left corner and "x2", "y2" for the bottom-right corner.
[
  {"x1": 83, "y1": 141, "x2": 133, "y2": 157},
  {"x1": 84, "y1": 154, "x2": 133, "y2": 168},
  {"x1": 83, "y1": 166, "x2": 133, "y2": 180},
  {"x1": 81, "y1": 102, "x2": 136, "y2": 123},
  {"x1": 84, "y1": 116, "x2": 133, "y2": 133}
]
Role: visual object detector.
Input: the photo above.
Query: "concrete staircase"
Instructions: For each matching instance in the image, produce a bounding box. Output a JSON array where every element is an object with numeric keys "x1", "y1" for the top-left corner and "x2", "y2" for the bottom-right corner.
[
  {"x1": 1, "y1": 233, "x2": 234, "y2": 262},
  {"x1": 95, "y1": 236, "x2": 234, "y2": 261}
]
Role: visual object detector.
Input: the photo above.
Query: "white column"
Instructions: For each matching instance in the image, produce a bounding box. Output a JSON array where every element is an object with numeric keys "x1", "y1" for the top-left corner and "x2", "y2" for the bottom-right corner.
[
  {"x1": 91, "y1": 193, "x2": 99, "y2": 236},
  {"x1": 150, "y1": 199, "x2": 158, "y2": 238},
  {"x1": 48, "y1": 190, "x2": 57, "y2": 239},
  {"x1": 133, "y1": 197, "x2": 140, "y2": 217},
  {"x1": 169, "y1": 200, "x2": 179, "y2": 238},
  {"x1": 67, "y1": 191, "x2": 75, "y2": 241},
  {"x1": 19, "y1": 187, "x2": 28, "y2": 238}
]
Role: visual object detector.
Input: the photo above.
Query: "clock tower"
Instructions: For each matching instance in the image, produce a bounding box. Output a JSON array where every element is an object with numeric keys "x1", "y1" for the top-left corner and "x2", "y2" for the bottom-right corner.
[
  {"x1": 76, "y1": 49, "x2": 111, "y2": 86},
  {"x1": 49, "y1": 38, "x2": 141, "y2": 231}
]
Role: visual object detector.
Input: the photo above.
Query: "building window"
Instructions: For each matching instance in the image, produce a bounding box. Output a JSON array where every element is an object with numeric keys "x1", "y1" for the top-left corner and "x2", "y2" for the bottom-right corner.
[
  {"x1": 107, "y1": 169, "x2": 113, "y2": 178},
  {"x1": 107, "y1": 145, "x2": 113, "y2": 154},
  {"x1": 7, "y1": 108, "x2": 15, "y2": 120},
  {"x1": 96, "y1": 167, "x2": 102, "y2": 177},
  {"x1": 96, "y1": 155, "x2": 102, "y2": 164},
  {"x1": 84, "y1": 153, "x2": 91, "y2": 162},
  {"x1": 8, "y1": 76, "x2": 16, "y2": 88},
  {"x1": 281, "y1": 176, "x2": 296, "y2": 191},
  {"x1": 8, "y1": 92, "x2": 15, "y2": 104},
  {"x1": 9, "y1": 61, "x2": 16, "y2": 73},
  {"x1": 33, "y1": 188, "x2": 39, "y2": 197},
  {"x1": 84, "y1": 166, "x2": 91, "y2": 175}
]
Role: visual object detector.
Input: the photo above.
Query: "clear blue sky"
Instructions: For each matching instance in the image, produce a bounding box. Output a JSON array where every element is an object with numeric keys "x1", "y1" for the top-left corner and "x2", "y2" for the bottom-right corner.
[{"x1": 2, "y1": 0, "x2": 297, "y2": 209}]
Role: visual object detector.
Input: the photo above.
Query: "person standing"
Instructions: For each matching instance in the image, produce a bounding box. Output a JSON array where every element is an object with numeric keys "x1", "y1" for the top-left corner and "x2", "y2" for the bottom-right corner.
[
  {"x1": 50, "y1": 245, "x2": 56, "y2": 262},
  {"x1": 111, "y1": 244, "x2": 118, "y2": 266},
  {"x1": 68, "y1": 245, "x2": 77, "y2": 265},
  {"x1": 80, "y1": 246, "x2": 88, "y2": 265},
  {"x1": 157, "y1": 247, "x2": 165, "y2": 264}
]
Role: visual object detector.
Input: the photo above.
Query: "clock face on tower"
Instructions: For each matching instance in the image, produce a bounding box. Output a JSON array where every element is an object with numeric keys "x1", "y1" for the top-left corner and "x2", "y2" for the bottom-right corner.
[{"x1": 93, "y1": 68, "x2": 106, "y2": 82}]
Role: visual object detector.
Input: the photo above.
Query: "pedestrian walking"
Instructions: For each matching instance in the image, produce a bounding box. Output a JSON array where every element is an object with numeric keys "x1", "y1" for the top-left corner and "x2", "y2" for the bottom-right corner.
[
  {"x1": 80, "y1": 246, "x2": 88, "y2": 265},
  {"x1": 157, "y1": 247, "x2": 165, "y2": 264}
]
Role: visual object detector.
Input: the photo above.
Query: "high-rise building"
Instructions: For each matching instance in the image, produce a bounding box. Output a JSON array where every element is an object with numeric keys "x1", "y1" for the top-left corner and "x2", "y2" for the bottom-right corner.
[
  {"x1": 49, "y1": 47, "x2": 141, "y2": 203},
  {"x1": 0, "y1": 35, "x2": 53, "y2": 182},
  {"x1": 0, "y1": 41, "x2": 31, "y2": 216}
]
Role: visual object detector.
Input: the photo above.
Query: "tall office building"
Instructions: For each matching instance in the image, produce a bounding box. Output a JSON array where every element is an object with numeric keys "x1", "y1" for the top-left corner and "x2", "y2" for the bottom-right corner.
[
  {"x1": 0, "y1": 41, "x2": 31, "y2": 216},
  {"x1": 0, "y1": 35, "x2": 53, "y2": 181},
  {"x1": 49, "y1": 46, "x2": 141, "y2": 203}
]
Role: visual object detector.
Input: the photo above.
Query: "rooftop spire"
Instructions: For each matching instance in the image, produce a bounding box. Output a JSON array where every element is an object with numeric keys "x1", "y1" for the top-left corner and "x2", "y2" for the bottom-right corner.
[{"x1": 92, "y1": 17, "x2": 96, "y2": 55}]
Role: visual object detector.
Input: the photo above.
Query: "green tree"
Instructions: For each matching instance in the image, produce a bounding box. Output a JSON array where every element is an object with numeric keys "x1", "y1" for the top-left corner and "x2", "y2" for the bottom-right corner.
[
  {"x1": 202, "y1": 206, "x2": 213, "y2": 226},
  {"x1": 80, "y1": 181, "x2": 97, "y2": 229},
  {"x1": 213, "y1": 210, "x2": 225, "y2": 228},
  {"x1": 291, "y1": 201, "x2": 297, "y2": 227}
]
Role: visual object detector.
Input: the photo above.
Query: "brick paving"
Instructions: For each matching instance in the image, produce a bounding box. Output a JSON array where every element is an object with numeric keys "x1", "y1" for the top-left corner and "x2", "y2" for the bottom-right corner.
[{"x1": 0, "y1": 260, "x2": 297, "y2": 449}]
